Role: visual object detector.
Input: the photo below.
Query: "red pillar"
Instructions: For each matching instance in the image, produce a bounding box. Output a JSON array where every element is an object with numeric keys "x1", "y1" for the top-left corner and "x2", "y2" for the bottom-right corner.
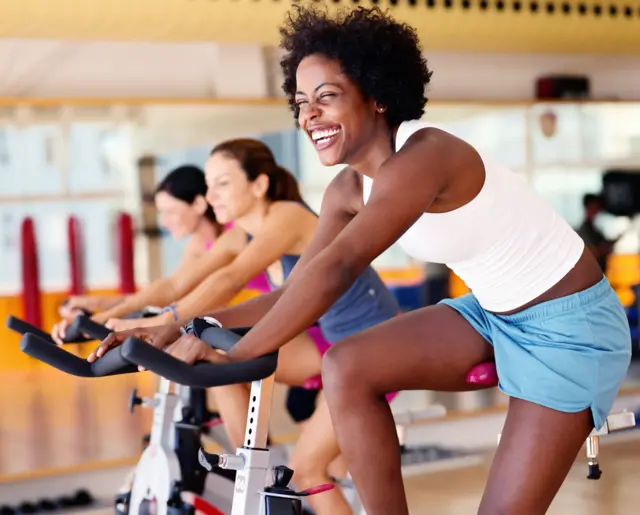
[
  {"x1": 67, "y1": 215, "x2": 85, "y2": 295},
  {"x1": 116, "y1": 212, "x2": 135, "y2": 294},
  {"x1": 20, "y1": 217, "x2": 42, "y2": 327}
]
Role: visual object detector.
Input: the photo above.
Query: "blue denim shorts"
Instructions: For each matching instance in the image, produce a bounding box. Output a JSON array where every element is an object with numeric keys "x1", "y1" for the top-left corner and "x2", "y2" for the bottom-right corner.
[{"x1": 439, "y1": 276, "x2": 632, "y2": 429}]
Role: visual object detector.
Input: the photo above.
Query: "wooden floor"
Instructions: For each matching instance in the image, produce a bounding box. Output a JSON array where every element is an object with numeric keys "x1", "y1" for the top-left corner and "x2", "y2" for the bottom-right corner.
[
  {"x1": 0, "y1": 367, "x2": 153, "y2": 480},
  {"x1": 61, "y1": 443, "x2": 640, "y2": 515},
  {"x1": 404, "y1": 439, "x2": 640, "y2": 514},
  {"x1": 0, "y1": 354, "x2": 299, "y2": 481}
]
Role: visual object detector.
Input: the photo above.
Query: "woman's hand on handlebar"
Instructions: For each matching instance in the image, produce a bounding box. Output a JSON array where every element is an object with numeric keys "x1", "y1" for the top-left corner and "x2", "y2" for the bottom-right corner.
[
  {"x1": 164, "y1": 333, "x2": 230, "y2": 366},
  {"x1": 87, "y1": 323, "x2": 183, "y2": 363},
  {"x1": 58, "y1": 296, "x2": 92, "y2": 319},
  {"x1": 51, "y1": 311, "x2": 109, "y2": 345},
  {"x1": 51, "y1": 318, "x2": 72, "y2": 345},
  {"x1": 51, "y1": 309, "x2": 85, "y2": 345}
]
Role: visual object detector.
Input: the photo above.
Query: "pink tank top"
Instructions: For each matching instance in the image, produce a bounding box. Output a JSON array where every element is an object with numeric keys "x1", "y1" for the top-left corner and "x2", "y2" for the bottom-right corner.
[{"x1": 205, "y1": 223, "x2": 271, "y2": 293}]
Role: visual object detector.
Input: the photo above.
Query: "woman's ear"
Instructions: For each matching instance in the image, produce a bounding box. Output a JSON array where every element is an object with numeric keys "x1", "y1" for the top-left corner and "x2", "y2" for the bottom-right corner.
[{"x1": 252, "y1": 173, "x2": 270, "y2": 199}]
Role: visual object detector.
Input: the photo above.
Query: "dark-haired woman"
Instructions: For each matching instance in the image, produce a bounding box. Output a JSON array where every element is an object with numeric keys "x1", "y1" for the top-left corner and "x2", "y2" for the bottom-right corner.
[
  {"x1": 52, "y1": 164, "x2": 232, "y2": 342},
  {"x1": 139, "y1": 7, "x2": 631, "y2": 515}
]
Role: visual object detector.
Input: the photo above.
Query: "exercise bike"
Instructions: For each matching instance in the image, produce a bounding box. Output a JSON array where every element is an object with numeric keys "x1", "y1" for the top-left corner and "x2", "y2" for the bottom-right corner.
[
  {"x1": 7, "y1": 314, "x2": 242, "y2": 514},
  {"x1": 8, "y1": 312, "x2": 361, "y2": 514},
  {"x1": 17, "y1": 317, "x2": 334, "y2": 515}
]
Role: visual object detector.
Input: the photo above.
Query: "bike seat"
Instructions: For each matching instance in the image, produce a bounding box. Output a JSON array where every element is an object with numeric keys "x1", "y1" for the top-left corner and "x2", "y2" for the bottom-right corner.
[{"x1": 466, "y1": 362, "x2": 498, "y2": 386}]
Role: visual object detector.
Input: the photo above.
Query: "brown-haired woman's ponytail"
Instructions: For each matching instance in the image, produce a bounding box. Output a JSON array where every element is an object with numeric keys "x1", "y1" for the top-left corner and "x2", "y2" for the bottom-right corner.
[{"x1": 269, "y1": 165, "x2": 303, "y2": 203}]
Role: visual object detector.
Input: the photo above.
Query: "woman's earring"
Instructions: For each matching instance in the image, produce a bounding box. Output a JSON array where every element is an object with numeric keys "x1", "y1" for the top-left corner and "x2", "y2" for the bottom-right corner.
[{"x1": 376, "y1": 105, "x2": 386, "y2": 113}]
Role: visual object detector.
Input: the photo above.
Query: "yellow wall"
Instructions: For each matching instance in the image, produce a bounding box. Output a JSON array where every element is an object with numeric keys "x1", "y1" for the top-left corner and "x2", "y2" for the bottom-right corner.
[
  {"x1": 607, "y1": 254, "x2": 640, "y2": 307},
  {"x1": 0, "y1": 290, "x2": 117, "y2": 372},
  {"x1": 377, "y1": 266, "x2": 426, "y2": 287}
]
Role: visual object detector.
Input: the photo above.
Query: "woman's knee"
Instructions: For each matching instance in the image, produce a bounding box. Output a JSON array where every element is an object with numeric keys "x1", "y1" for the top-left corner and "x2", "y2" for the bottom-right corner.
[
  {"x1": 322, "y1": 339, "x2": 363, "y2": 394},
  {"x1": 288, "y1": 451, "x2": 329, "y2": 489}
]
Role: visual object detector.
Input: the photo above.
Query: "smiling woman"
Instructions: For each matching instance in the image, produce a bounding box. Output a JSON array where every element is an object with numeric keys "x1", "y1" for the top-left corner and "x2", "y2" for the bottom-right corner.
[
  {"x1": 202, "y1": 5, "x2": 631, "y2": 515},
  {"x1": 281, "y1": 7, "x2": 431, "y2": 166}
]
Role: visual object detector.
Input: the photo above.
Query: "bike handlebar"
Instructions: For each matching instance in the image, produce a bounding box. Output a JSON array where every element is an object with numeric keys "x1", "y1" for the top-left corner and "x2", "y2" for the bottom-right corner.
[
  {"x1": 19, "y1": 332, "x2": 138, "y2": 377},
  {"x1": 6, "y1": 316, "x2": 55, "y2": 343},
  {"x1": 119, "y1": 325, "x2": 277, "y2": 388},
  {"x1": 6, "y1": 314, "x2": 112, "y2": 344},
  {"x1": 17, "y1": 319, "x2": 277, "y2": 387}
]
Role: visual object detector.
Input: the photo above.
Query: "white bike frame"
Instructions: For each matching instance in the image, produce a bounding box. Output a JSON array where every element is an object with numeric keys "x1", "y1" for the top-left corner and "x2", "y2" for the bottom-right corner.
[{"x1": 126, "y1": 379, "x2": 235, "y2": 515}]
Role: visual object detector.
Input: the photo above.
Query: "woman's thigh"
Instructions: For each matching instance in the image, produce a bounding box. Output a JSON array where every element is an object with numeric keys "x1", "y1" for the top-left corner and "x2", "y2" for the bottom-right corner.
[
  {"x1": 275, "y1": 331, "x2": 323, "y2": 386},
  {"x1": 323, "y1": 304, "x2": 495, "y2": 394}
]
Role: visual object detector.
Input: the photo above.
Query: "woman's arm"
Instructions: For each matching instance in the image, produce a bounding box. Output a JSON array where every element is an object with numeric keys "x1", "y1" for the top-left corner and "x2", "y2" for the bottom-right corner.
[
  {"x1": 92, "y1": 295, "x2": 128, "y2": 311},
  {"x1": 97, "y1": 231, "x2": 240, "y2": 322},
  {"x1": 226, "y1": 130, "x2": 448, "y2": 361},
  {"x1": 142, "y1": 202, "x2": 319, "y2": 326},
  {"x1": 60, "y1": 294, "x2": 126, "y2": 319}
]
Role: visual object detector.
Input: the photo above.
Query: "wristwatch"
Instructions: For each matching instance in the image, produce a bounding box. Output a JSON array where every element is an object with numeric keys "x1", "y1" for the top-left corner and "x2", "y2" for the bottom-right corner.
[{"x1": 181, "y1": 317, "x2": 223, "y2": 338}]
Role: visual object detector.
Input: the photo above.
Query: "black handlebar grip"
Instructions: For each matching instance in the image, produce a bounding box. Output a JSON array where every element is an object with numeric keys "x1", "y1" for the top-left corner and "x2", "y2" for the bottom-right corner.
[
  {"x1": 120, "y1": 337, "x2": 278, "y2": 388},
  {"x1": 199, "y1": 326, "x2": 241, "y2": 352},
  {"x1": 76, "y1": 316, "x2": 112, "y2": 341},
  {"x1": 6, "y1": 316, "x2": 55, "y2": 343},
  {"x1": 187, "y1": 318, "x2": 251, "y2": 353},
  {"x1": 20, "y1": 333, "x2": 138, "y2": 377},
  {"x1": 62, "y1": 315, "x2": 110, "y2": 343}
]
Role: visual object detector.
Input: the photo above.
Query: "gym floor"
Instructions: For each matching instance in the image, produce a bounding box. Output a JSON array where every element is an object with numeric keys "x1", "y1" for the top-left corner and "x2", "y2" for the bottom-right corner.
[{"x1": 2, "y1": 363, "x2": 640, "y2": 513}]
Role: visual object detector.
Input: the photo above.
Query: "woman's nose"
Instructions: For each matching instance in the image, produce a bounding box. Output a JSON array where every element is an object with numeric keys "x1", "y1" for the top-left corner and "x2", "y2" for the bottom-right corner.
[{"x1": 300, "y1": 103, "x2": 321, "y2": 126}]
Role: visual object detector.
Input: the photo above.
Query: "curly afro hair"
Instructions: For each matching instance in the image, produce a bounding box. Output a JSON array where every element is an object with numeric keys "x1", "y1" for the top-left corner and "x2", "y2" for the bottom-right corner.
[{"x1": 279, "y1": 5, "x2": 432, "y2": 128}]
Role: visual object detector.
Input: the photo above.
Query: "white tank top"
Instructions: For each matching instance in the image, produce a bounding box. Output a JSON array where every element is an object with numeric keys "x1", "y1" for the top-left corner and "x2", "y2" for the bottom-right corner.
[{"x1": 362, "y1": 120, "x2": 585, "y2": 312}]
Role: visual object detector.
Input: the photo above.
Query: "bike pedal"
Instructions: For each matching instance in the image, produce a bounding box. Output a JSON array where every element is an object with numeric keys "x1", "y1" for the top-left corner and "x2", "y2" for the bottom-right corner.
[
  {"x1": 203, "y1": 418, "x2": 224, "y2": 429},
  {"x1": 114, "y1": 491, "x2": 130, "y2": 515},
  {"x1": 198, "y1": 448, "x2": 220, "y2": 472},
  {"x1": 174, "y1": 422, "x2": 200, "y2": 432}
]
